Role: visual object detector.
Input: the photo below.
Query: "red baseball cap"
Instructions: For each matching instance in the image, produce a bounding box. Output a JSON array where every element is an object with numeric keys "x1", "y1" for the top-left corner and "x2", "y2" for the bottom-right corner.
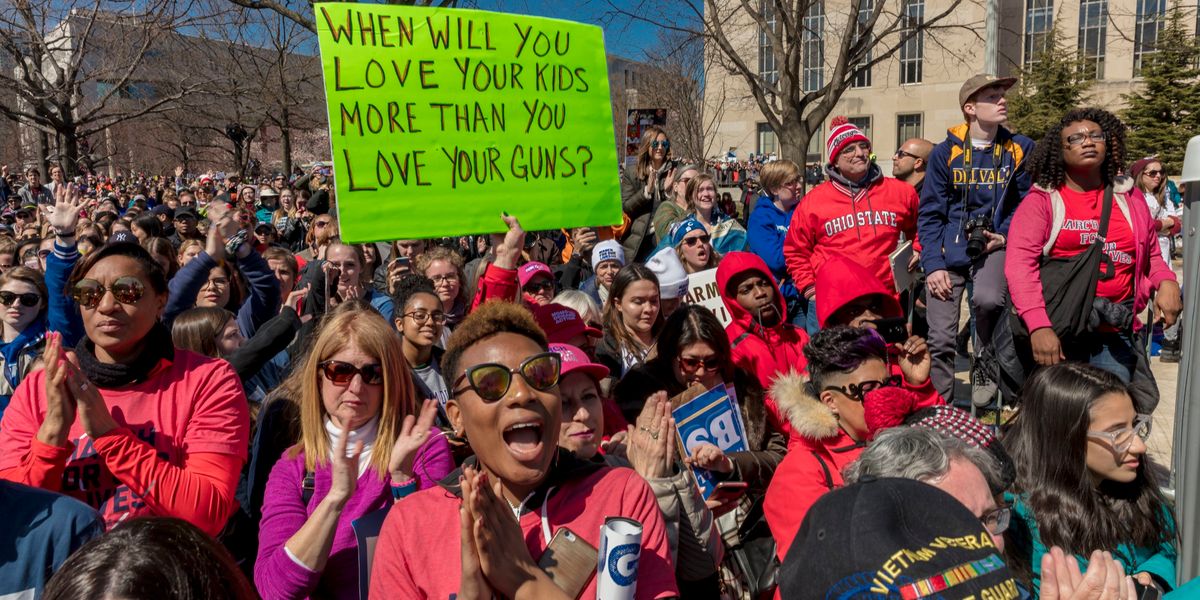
[
  {"x1": 533, "y1": 303, "x2": 602, "y2": 344},
  {"x1": 550, "y1": 343, "x2": 609, "y2": 381},
  {"x1": 518, "y1": 261, "x2": 553, "y2": 288}
]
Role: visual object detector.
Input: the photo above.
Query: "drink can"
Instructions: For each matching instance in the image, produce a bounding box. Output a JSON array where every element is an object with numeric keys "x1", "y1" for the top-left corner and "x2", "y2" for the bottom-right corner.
[{"x1": 597, "y1": 517, "x2": 642, "y2": 600}]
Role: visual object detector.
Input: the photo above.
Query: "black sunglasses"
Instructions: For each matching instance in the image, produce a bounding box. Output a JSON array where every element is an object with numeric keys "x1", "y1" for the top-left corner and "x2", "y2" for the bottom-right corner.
[
  {"x1": 523, "y1": 280, "x2": 555, "y2": 294},
  {"x1": 319, "y1": 360, "x2": 385, "y2": 386},
  {"x1": 0, "y1": 291, "x2": 40, "y2": 307},
  {"x1": 650, "y1": 140, "x2": 671, "y2": 150},
  {"x1": 71, "y1": 277, "x2": 146, "y2": 309},
  {"x1": 452, "y1": 352, "x2": 561, "y2": 402},
  {"x1": 823, "y1": 375, "x2": 902, "y2": 402}
]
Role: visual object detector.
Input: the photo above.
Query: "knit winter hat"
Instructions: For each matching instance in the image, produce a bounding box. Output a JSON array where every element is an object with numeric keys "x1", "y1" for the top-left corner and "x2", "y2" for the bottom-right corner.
[
  {"x1": 826, "y1": 116, "x2": 871, "y2": 166},
  {"x1": 1129, "y1": 157, "x2": 1156, "y2": 181},
  {"x1": 904, "y1": 405, "x2": 1017, "y2": 494},
  {"x1": 646, "y1": 247, "x2": 690, "y2": 300},
  {"x1": 591, "y1": 239, "x2": 625, "y2": 268}
]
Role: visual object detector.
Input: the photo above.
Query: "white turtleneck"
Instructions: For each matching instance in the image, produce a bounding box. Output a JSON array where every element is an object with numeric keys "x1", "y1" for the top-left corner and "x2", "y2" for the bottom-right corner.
[{"x1": 325, "y1": 416, "x2": 379, "y2": 478}]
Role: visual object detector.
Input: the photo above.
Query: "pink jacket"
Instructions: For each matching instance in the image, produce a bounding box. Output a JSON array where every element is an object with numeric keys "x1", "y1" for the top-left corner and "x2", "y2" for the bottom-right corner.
[{"x1": 1005, "y1": 179, "x2": 1177, "y2": 333}]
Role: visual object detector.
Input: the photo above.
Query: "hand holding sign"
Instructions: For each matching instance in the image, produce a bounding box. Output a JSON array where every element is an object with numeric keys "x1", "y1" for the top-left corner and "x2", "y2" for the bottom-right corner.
[
  {"x1": 491, "y1": 212, "x2": 526, "y2": 270},
  {"x1": 672, "y1": 385, "x2": 748, "y2": 499},
  {"x1": 685, "y1": 443, "x2": 733, "y2": 474}
]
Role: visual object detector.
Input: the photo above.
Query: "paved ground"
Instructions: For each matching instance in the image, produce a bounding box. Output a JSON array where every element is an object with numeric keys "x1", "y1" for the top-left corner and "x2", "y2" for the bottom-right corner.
[{"x1": 952, "y1": 342, "x2": 1179, "y2": 468}]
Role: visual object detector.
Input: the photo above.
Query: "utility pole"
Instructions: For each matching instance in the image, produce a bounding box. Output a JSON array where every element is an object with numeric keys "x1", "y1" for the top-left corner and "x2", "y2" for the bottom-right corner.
[
  {"x1": 1173, "y1": 135, "x2": 1200, "y2": 584},
  {"x1": 984, "y1": 0, "x2": 998, "y2": 75}
]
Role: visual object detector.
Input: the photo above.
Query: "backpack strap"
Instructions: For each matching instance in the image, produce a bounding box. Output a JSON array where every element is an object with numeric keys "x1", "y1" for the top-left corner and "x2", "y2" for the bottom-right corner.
[
  {"x1": 1042, "y1": 189, "x2": 1067, "y2": 256},
  {"x1": 301, "y1": 470, "x2": 315, "y2": 506},
  {"x1": 811, "y1": 452, "x2": 835, "y2": 491}
]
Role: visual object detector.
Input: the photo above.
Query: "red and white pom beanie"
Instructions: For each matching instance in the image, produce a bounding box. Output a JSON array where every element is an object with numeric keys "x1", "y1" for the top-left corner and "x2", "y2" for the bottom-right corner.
[{"x1": 826, "y1": 115, "x2": 871, "y2": 165}]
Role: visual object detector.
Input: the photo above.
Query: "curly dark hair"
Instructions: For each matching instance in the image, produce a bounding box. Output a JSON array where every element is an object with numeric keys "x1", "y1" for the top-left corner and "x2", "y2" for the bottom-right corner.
[
  {"x1": 802, "y1": 325, "x2": 888, "y2": 391},
  {"x1": 1027, "y1": 107, "x2": 1127, "y2": 190},
  {"x1": 391, "y1": 273, "x2": 437, "y2": 314},
  {"x1": 441, "y1": 301, "x2": 548, "y2": 387}
]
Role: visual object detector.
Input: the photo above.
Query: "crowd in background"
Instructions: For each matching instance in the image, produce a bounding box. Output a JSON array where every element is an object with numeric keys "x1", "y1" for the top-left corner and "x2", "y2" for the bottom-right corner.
[{"x1": 0, "y1": 72, "x2": 1192, "y2": 600}]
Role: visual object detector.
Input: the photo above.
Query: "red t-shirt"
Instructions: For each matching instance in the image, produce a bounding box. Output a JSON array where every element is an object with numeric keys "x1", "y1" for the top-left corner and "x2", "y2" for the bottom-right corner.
[
  {"x1": 0, "y1": 350, "x2": 249, "y2": 529},
  {"x1": 369, "y1": 465, "x2": 680, "y2": 599},
  {"x1": 1049, "y1": 186, "x2": 1137, "y2": 302}
]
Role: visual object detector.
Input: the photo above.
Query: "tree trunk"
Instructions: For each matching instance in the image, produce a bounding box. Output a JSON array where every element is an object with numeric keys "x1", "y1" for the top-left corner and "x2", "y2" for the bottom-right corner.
[
  {"x1": 778, "y1": 121, "x2": 810, "y2": 165},
  {"x1": 60, "y1": 134, "x2": 81, "y2": 177},
  {"x1": 232, "y1": 141, "x2": 244, "y2": 179},
  {"x1": 778, "y1": 120, "x2": 815, "y2": 193},
  {"x1": 280, "y1": 107, "x2": 293, "y2": 176},
  {"x1": 35, "y1": 130, "x2": 50, "y2": 180},
  {"x1": 57, "y1": 102, "x2": 81, "y2": 176}
]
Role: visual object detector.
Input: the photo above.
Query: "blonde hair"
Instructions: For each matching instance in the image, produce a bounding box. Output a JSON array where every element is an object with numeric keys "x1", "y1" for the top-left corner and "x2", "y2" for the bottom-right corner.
[
  {"x1": 636, "y1": 125, "x2": 669, "y2": 178},
  {"x1": 759, "y1": 160, "x2": 802, "y2": 195},
  {"x1": 415, "y1": 246, "x2": 468, "y2": 306},
  {"x1": 288, "y1": 307, "x2": 417, "y2": 476},
  {"x1": 553, "y1": 290, "x2": 601, "y2": 325},
  {"x1": 685, "y1": 173, "x2": 717, "y2": 213}
]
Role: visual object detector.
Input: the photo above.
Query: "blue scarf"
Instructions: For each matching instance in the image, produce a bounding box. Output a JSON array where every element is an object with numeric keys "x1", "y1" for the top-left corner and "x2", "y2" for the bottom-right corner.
[{"x1": 1, "y1": 319, "x2": 45, "y2": 389}]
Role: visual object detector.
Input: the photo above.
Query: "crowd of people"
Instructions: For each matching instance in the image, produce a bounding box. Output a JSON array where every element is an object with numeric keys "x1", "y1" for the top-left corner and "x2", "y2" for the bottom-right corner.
[{"x1": 0, "y1": 72, "x2": 1192, "y2": 600}]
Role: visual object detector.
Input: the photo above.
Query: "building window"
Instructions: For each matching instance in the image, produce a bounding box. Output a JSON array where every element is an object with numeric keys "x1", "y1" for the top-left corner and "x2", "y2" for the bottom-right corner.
[
  {"x1": 899, "y1": 0, "x2": 924, "y2": 84},
  {"x1": 1024, "y1": 0, "x2": 1054, "y2": 66},
  {"x1": 896, "y1": 114, "x2": 923, "y2": 148},
  {"x1": 802, "y1": 2, "x2": 825, "y2": 92},
  {"x1": 1134, "y1": 0, "x2": 1167, "y2": 76},
  {"x1": 848, "y1": 116, "x2": 873, "y2": 141},
  {"x1": 852, "y1": 0, "x2": 874, "y2": 88},
  {"x1": 759, "y1": 1, "x2": 779, "y2": 85},
  {"x1": 1078, "y1": 0, "x2": 1107, "y2": 80},
  {"x1": 807, "y1": 126, "x2": 823, "y2": 164},
  {"x1": 757, "y1": 123, "x2": 778, "y2": 156}
]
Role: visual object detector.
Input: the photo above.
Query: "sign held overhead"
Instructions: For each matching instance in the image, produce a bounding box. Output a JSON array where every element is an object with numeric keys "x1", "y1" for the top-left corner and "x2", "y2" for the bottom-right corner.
[{"x1": 315, "y1": 4, "x2": 622, "y2": 242}]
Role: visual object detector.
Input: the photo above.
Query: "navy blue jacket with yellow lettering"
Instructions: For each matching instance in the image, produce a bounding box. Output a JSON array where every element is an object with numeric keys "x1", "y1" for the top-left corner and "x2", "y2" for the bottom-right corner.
[{"x1": 918, "y1": 123, "x2": 1034, "y2": 272}]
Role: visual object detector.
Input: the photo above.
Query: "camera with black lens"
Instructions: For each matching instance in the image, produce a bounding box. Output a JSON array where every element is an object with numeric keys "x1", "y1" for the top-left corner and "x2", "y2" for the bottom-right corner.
[{"x1": 964, "y1": 215, "x2": 993, "y2": 259}]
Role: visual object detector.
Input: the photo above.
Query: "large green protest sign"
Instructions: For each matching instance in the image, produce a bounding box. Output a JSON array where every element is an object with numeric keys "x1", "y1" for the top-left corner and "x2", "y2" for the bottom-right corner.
[{"x1": 314, "y1": 4, "x2": 622, "y2": 242}]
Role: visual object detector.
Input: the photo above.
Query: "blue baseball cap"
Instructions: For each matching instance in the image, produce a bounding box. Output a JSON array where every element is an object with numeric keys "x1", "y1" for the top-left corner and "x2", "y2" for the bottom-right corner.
[{"x1": 671, "y1": 217, "x2": 707, "y2": 247}]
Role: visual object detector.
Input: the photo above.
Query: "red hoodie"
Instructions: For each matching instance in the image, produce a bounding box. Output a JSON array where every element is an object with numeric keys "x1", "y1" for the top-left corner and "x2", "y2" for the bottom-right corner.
[
  {"x1": 716, "y1": 252, "x2": 810, "y2": 440},
  {"x1": 783, "y1": 175, "x2": 919, "y2": 296},
  {"x1": 814, "y1": 255, "x2": 945, "y2": 405},
  {"x1": 815, "y1": 255, "x2": 902, "y2": 329}
]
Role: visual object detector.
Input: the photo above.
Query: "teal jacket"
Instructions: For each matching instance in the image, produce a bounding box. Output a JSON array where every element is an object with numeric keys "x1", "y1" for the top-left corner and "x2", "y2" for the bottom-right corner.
[{"x1": 1009, "y1": 494, "x2": 1177, "y2": 594}]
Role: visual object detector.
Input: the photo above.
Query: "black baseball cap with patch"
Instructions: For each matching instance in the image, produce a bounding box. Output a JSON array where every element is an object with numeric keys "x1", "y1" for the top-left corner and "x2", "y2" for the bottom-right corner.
[{"x1": 780, "y1": 477, "x2": 1019, "y2": 600}]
